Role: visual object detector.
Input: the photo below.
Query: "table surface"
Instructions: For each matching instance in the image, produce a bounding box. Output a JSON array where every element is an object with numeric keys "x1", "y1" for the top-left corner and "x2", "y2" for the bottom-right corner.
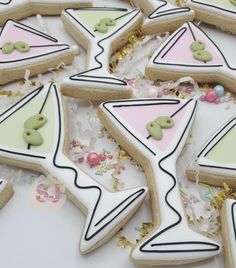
[{"x1": 0, "y1": 1, "x2": 236, "y2": 268}]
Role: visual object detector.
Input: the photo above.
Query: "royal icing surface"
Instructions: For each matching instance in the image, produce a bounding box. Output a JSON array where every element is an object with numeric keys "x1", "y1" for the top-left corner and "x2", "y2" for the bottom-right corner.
[
  {"x1": 61, "y1": 7, "x2": 142, "y2": 96},
  {"x1": 187, "y1": 0, "x2": 236, "y2": 19},
  {"x1": 224, "y1": 199, "x2": 236, "y2": 268},
  {"x1": 193, "y1": 114, "x2": 236, "y2": 178},
  {"x1": 0, "y1": 83, "x2": 148, "y2": 253},
  {"x1": 147, "y1": 22, "x2": 236, "y2": 81},
  {"x1": 99, "y1": 98, "x2": 221, "y2": 264},
  {"x1": 0, "y1": 20, "x2": 75, "y2": 64},
  {"x1": 0, "y1": 0, "x2": 92, "y2": 26},
  {"x1": 139, "y1": 0, "x2": 194, "y2": 28}
]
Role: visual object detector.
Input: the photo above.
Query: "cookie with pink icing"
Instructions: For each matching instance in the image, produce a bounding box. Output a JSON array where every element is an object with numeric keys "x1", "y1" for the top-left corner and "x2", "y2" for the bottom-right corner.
[
  {"x1": 98, "y1": 98, "x2": 221, "y2": 266},
  {"x1": 61, "y1": 7, "x2": 143, "y2": 101},
  {"x1": 136, "y1": 0, "x2": 194, "y2": 35},
  {"x1": 0, "y1": 179, "x2": 13, "y2": 209},
  {"x1": 0, "y1": 20, "x2": 78, "y2": 85},
  {"x1": 186, "y1": 0, "x2": 236, "y2": 34},
  {"x1": 0, "y1": 0, "x2": 92, "y2": 26},
  {"x1": 146, "y1": 21, "x2": 236, "y2": 94},
  {"x1": 0, "y1": 82, "x2": 148, "y2": 253}
]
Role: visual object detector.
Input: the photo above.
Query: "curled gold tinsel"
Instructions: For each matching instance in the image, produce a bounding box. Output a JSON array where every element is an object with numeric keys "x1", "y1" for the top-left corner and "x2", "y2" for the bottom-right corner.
[
  {"x1": 210, "y1": 183, "x2": 236, "y2": 209},
  {"x1": 170, "y1": 88, "x2": 186, "y2": 99},
  {"x1": 117, "y1": 234, "x2": 134, "y2": 248},
  {"x1": 109, "y1": 31, "x2": 143, "y2": 73}
]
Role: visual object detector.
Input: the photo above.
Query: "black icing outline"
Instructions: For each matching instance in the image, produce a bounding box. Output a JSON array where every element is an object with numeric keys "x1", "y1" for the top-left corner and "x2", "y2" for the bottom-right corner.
[
  {"x1": 232, "y1": 202, "x2": 236, "y2": 245},
  {"x1": 0, "y1": 20, "x2": 70, "y2": 64},
  {"x1": 148, "y1": 0, "x2": 191, "y2": 19},
  {"x1": 197, "y1": 115, "x2": 236, "y2": 171},
  {"x1": 102, "y1": 98, "x2": 219, "y2": 253},
  {"x1": 0, "y1": 83, "x2": 146, "y2": 242},
  {"x1": 153, "y1": 21, "x2": 236, "y2": 72},
  {"x1": 190, "y1": 0, "x2": 236, "y2": 14},
  {"x1": 0, "y1": 0, "x2": 11, "y2": 4},
  {"x1": 64, "y1": 7, "x2": 140, "y2": 87}
]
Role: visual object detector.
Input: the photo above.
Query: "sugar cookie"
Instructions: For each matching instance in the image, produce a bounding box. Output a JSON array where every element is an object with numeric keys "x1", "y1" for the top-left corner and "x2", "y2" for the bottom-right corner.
[
  {"x1": 61, "y1": 7, "x2": 143, "y2": 101},
  {"x1": 186, "y1": 0, "x2": 236, "y2": 34},
  {"x1": 221, "y1": 199, "x2": 236, "y2": 268},
  {"x1": 0, "y1": 20, "x2": 78, "y2": 85},
  {"x1": 0, "y1": 179, "x2": 13, "y2": 209},
  {"x1": 146, "y1": 21, "x2": 236, "y2": 94},
  {"x1": 0, "y1": 83, "x2": 148, "y2": 253},
  {"x1": 0, "y1": 0, "x2": 92, "y2": 26},
  {"x1": 136, "y1": 0, "x2": 194, "y2": 35},
  {"x1": 98, "y1": 98, "x2": 221, "y2": 266}
]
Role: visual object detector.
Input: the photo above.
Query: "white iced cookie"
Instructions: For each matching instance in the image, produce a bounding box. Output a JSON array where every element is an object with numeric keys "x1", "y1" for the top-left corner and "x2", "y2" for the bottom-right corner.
[
  {"x1": 146, "y1": 21, "x2": 236, "y2": 94},
  {"x1": 0, "y1": 179, "x2": 13, "y2": 209},
  {"x1": 0, "y1": 0, "x2": 92, "y2": 26},
  {"x1": 187, "y1": 114, "x2": 236, "y2": 187},
  {"x1": 186, "y1": 0, "x2": 236, "y2": 34},
  {"x1": 221, "y1": 199, "x2": 236, "y2": 268},
  {"x1": 98, "y1": 98, "x2": 221, "y2": 266},
  {"x1": 61, "y1": 7, "x2": 143, "y2": 101},
  {"x1": 0, "y1": 20, "x2": 78, "y2": 85},
  {"x1": 136, "y1": 0, "x2": 194, "y2": 35},
  {"x1": 0, "y1": 82, "x2": 148, "y2": 253}
]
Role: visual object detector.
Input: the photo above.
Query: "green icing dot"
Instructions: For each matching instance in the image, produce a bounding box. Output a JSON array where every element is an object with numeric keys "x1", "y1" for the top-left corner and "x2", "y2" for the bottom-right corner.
[
  {"x1": 155, "y1": 116, "x2": 174, "y2": 129},
  {"x1": 23, "y1": 129, "x2": 43, "y2": 146},
  {"x1": 230, "y1": 0, "x2": 236, "y2": 6},
  {"x1": 2, "y1": 42, "x2": 15, "y2": 54},
  {"x1": 95, "y1": 23, "x2": 108, "y2": 33},
  {"x1": 24, "y1": 114, "x2": 47, "y2": 130},
  {"x1": 193, "y1": 50, "x2": 212, "y2": 62},
  {"x1": 15, "y1": 41, "x2": 30, "y2": 53},
  {"x1": 95, "y1": 17, "x2": 116, "y2": 33},
  {"x1": 190, "y1": 40, "x2": 205, "y2": 52},
  {"x1": 100, "y1": 18, "x2": 116, "y2": 26},
  {"x1": 147, "y1": 122, "x2": 163, "y2": 140}
]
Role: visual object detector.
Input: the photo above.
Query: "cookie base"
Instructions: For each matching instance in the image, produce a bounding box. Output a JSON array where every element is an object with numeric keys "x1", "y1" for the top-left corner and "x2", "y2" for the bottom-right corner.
[
  {"x1": 193, "y1": 7, "x2": 236, "y2": 34},
  {"x1": 0, "y1": 50, "x2": 76, "y2": 85},
  {"x1": 0, "y1": 181, "x2": 13, "y2": 209},
  {"x1": 145, "y1": 67, "x2": 236, "y2": 94}
]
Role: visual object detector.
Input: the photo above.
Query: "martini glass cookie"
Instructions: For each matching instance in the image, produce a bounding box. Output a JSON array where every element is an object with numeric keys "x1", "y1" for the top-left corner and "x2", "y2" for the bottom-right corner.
[
  {"x1": 0, "y1": 82, "x2": 148, "y2": 253},
  {"x1": 186, "y1": 0, "x2": 236, "y2": 34},
  {"x1": 0, "y1": 179, "x2": 13, "y2": 209},
  {"x1": 0, "y1": 20, "x2": 78, "y2": 85},
  {"x1": 98, "y1": 98, "x2": 221, "y2": 266},
  {"x1": 221, "y1": 199, "x2": 236, "y2": 268},
  {"x1": 186, "y1": 114, "x2": 236, "y2": 268},
  {"x1": 0, "y1": 0, "x2": 92, "y2": 26},
  {"x1": 136, "y1": 0, "x2": 194, "y2": 35},
  {"x1": 61, "y1": 7, "x2": 143, "y2": 101},
  {"x1": 146, "y1": 21, "x2": 236, "y2": 94}
]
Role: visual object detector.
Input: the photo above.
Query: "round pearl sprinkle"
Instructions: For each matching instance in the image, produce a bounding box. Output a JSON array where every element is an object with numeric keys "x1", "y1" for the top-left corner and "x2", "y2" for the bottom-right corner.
[
  {"x1": 205, "y1": 89, "x2": 218, "y2": 103},
  {"x1": 87, "y1": 152, "x2": 100, "y2": 167},
  {"x1": 214, "y1": 85, "x2": 225, "y2": 97}
]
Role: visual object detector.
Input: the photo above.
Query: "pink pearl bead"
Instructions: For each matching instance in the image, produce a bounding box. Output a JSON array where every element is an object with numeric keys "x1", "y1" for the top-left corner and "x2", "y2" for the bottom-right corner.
[
  {"x1": 87, "y1": 152, "x2": 100, "y2": 167},
  {"x1": 205, "y1": 89, "x2": 218, "y2": 103},
  {"x1": 163, "y1": 89, "x2": 169, "y2": 95},
  {"x1": 214, "y1": 97, "x2": 220, "y2": 104},
  {"x1": 186, "y1": 87, "x2": 193, "y2": 94}
]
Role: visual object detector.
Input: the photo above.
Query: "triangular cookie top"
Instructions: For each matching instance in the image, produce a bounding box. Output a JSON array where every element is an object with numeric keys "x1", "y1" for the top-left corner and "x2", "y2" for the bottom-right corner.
[
  {"x1": 0, "y1": 20, "x2": 70, "y2": 63},
  {"x1": 152, "y1": 22, "x2": 225, "y2": 67}
]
